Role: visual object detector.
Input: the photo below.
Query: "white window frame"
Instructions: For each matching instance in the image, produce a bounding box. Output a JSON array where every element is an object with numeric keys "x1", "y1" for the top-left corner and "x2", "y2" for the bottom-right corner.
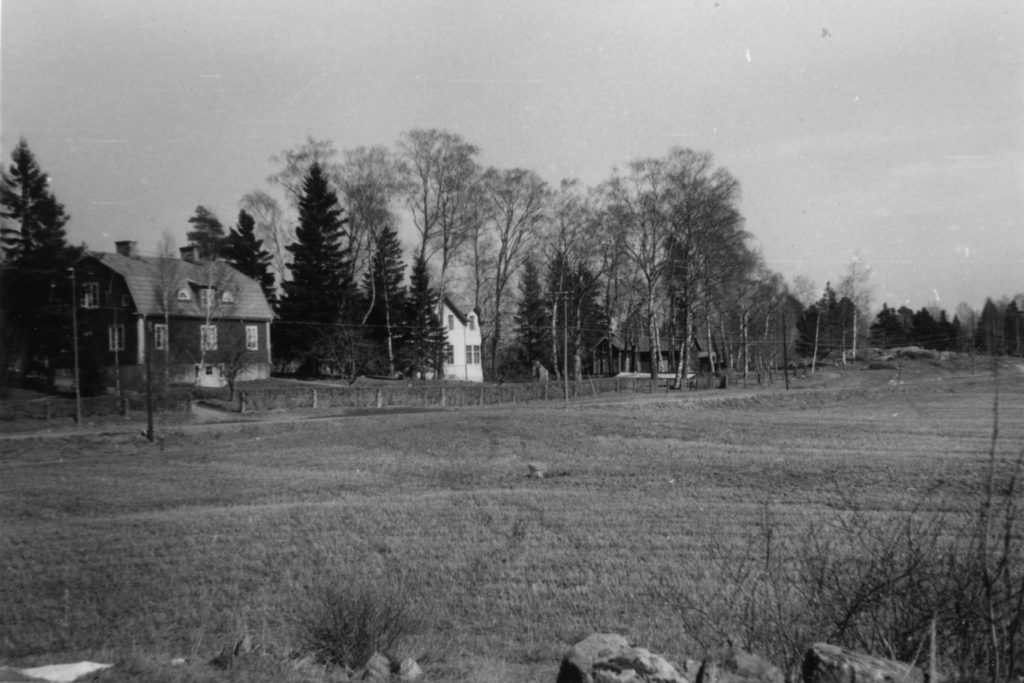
[
  {"x1": 177, "y1": 288, "x2": 191, "y2": 301},
  {"x1": 468, "y1": 314, "x2": 475, "y2": 331},
  {"x1": 245, "y1": 325, "x2": 259, "y2": 351},
  {"x1": 108, "y1": 324, "x2": 125, "y2": 351},
  {"x1": 80, "y1": 282, "x2": 99, "y2": 308},
  {"x1": 200, "y1": 324, "x2": 218, "y2": 351},
  {"x1": 154, "y1": 324, "x2": 168, "y2": 351},
  {"x1": 445, "y1": 343, "x2": 454, "y2": 364},
  {"x1": 221, "y1": 290, "x2": 235, "y2": 304}
]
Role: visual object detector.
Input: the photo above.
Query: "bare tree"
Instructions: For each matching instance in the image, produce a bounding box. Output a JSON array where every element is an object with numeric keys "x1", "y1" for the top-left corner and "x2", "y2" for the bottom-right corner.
[
  {"x1": 338, "y1": 145, "x2": 403, "y2": 321},
  {"x1": 480, "y1": 167, "x2": 549, "y2": 377},
  {"x1": 153, "y1": 231, "x2": 180, "y2": 383},
  {"x1": 268, "y1": 136, "x2": 343, "y2": 209},
  {"x1": 836, "y1": 255, "x2": 874, "y2": 362},
  {"x1": 239, "y1": 190, "x2": 291, "y2": 288},
  {"x1": 398, "y1": 129, "x2": 482, "y2": 301}
]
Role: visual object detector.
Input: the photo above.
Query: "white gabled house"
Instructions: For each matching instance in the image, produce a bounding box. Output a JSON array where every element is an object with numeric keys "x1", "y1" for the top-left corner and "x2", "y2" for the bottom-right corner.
[{"x1": 441, "y1": 297, "x2": 483, "y2": 382}]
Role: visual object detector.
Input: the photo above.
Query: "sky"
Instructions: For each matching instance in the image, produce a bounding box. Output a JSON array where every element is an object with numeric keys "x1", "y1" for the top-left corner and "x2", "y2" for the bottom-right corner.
[{"x1": 2, "y1": 0, "x2": 1021, "y2": 312}]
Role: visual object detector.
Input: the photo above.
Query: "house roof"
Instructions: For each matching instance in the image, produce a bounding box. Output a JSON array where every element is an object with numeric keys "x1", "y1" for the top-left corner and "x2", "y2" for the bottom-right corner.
[
  {"x1": 602, "y1": 334, "x2": 706, "y2": 354},
  {"x1": 85, "y1": 252, "x2": 275, "y2": 321},
  {"x1": 443, "y1": 296, "x2": 472, "y2": 325}
]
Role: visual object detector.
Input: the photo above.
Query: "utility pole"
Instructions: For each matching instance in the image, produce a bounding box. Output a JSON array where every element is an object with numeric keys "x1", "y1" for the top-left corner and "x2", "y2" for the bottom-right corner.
[
  {"x1": 557, "y1": 291, "x2": 569, "y2": 403},
  {"x1": 68, "y1": 267, "x2": 82, "y2": 423},
  {"x1": 145, "y1": 319, "x2": 154, "y2": 442},
  {"x1": 781, "y1": 310, "x2": 790, "y2": 390}
]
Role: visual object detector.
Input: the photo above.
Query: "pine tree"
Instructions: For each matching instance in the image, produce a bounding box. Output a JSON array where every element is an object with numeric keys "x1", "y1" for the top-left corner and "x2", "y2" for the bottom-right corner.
[
  {"x1": 513, "y1": 257, "x2": 551, "y2": 374},
  {"x1": 186, "y1": 205, "x2": 226, "y2": 260},
  {"x1": 0, "y1": 139, "x2": 81, "y2": 384},
  {"x1": 361, "y1": 223, "x2": 406, "y2": 375},
  {"x1": 221, "y1": 209, "x2": 276, "y2": 304},
  {"x1": 397, "y1": 253, "x2": 446, "y2": 378},
  {"x1": 1, "y1": 139, "x2": 75, "y2": 268},
  {"x1": 276, "y1": 163, "x2": 355, "y2": 374}
]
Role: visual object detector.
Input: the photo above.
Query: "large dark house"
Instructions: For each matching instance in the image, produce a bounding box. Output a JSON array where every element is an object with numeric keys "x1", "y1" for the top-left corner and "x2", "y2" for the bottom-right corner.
[{"x1": 74, "y1": 241, "x2": 274, "y2": 388}]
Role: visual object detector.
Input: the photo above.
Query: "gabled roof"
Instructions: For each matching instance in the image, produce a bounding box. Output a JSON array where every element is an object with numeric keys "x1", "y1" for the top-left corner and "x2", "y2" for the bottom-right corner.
[
  {"x1": 443, "y1": 296, "x2": 472, "y2": 326},
  {"x1": 85, "y1": 252, "x2": 275, "y2": 321}
]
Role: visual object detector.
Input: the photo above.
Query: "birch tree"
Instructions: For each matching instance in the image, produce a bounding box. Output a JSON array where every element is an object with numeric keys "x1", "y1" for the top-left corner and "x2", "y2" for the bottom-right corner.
[{"x1": 480, "y1": 167, "x2": 549, "y2": 378}]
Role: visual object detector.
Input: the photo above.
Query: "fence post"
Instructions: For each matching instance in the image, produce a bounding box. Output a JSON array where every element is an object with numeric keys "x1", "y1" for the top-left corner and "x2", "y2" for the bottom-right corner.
[
  {"x1": 544, "y1": 382, "x2": 548, "y2": 401},
  {"x1": 312, "y1": 388, "x2": 318, "y2": 409},
  {"x1": 632, "y1": 377, "x2": 637, "y2": 393},
  {"x1": 376, "y1": 389, "x2": 383, "y2": 408},
  {"x1": 440, "y1": 386, "x2": 446, "y2": 407},
  {"x1": 120, "y1": 396, "x2": 128, "y2": 416},
  {"x1": 479, "y1": 384, "x2": 485, "y2": 406}
]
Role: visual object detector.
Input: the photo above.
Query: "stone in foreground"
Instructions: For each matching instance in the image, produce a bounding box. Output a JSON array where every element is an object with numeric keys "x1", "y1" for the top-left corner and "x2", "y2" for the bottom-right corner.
[
  {"x1": 802, "y1": 642, "x2": 923, "y2": 683},
  {"x1": 557, "y1": 633, "x2": 689, "y2": 683}
]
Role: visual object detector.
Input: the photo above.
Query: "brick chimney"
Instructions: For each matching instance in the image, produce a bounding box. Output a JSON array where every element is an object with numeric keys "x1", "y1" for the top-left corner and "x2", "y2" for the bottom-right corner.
[
  {"x1": 179, "y1": 245, "x2": 198, "y2": 263},
  {"x1": 115, "y1": 240, "x2": 138, "y2": 257}
]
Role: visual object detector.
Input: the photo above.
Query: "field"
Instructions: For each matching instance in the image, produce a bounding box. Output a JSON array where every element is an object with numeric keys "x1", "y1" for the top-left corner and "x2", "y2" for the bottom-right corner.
[{"x1": 1, "y1": 361, "x2": 1022, "y2": 681}]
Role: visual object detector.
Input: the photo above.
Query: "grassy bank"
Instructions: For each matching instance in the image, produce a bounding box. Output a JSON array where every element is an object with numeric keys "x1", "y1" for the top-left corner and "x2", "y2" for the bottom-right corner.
[{"x1": 1, "y1": 368, "x2": 1021, "y2": 681}]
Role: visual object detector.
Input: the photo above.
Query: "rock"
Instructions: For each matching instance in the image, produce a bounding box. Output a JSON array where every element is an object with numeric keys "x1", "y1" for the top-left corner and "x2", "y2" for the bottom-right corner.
[
  {"x1": 357, "y1": 651, "x2": 392, "y2": 681},
  {"x1": 802, "y1": 643, "x2": 923, "y2": 683},
  {"x1": 527, "y1": 462, "x2": 548, "y2": 479},
  {"x1": 557, "y1": 633, "x2": 689, "y2": 683},
  {"x1": 697, "y1": 642, "x2": 783, "y2": 683},
  {"x1": 16, "y1": 661, "x2": 113, "y2": 682},
  {"x1": 170, "y1": 657, "x2": 187, "y2": 666},
  {"x1": 398, "y1": 657, "x2": 423, "y2": 680}
]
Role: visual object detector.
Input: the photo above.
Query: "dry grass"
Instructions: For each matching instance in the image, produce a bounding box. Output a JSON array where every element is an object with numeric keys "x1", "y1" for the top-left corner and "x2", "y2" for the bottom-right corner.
[{"x1": 0, "y1": 363, "x2": 1020, "y2": 681}]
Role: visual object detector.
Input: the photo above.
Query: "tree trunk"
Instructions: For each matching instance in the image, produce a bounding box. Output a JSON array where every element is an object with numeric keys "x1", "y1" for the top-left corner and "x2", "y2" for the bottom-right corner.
[
  {"x1": 811, "y1": 309, "x2": 821, "y2": 374},
  {"x1": 672, "y1": 303, "x2": 691, "y2": 390}
]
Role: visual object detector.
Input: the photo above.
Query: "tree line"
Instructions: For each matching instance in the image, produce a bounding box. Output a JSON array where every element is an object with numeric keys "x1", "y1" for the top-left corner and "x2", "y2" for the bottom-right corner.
[{"x1": 3, "y1": 134, "x2": 1022, "y2": 393}]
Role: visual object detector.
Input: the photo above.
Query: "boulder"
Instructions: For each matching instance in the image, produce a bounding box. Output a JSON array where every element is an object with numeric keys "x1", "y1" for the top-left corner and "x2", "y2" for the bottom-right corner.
[
  {"x1": 398, "y1": 657, "x2": 423, "y2": 680},
  {"x1": 557, "y1": 633, "x2": 689, "y2": 683},
  {"x1": 527, "y1": 462, "x2": 548, "y2": 479},
  {"x1": 696, "y1": 642, "x2": 783, "y2": 683},
  {"x1": 357, "y1": 651, "x2": 392, "y2": 681},
  {"x1": 801, "y1": 643, "x2": 923, "y2": 683}
]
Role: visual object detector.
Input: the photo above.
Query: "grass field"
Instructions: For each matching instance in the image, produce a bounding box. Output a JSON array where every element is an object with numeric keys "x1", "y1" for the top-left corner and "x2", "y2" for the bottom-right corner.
[{"x1": 1, "y1": 361, "x2": 1022, "y2": 681}]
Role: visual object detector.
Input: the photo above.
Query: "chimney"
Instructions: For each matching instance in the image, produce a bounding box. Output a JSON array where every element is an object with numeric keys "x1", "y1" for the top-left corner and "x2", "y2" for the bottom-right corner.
[
  {"x1": 179, "y1": 245, "x2": 198, "y2": 263},
  {"x1": 115, "y1": 240, "x2": 138, "y2": 257}
]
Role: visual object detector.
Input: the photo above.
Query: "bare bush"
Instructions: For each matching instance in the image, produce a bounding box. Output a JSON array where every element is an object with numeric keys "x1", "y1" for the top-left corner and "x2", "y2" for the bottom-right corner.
[
  {"x1": 297, "y1": 578, "x2": 418, "y2": 670},
  {"x1": 679, "y1": 388, "x2": 1024, "y2": 680}
]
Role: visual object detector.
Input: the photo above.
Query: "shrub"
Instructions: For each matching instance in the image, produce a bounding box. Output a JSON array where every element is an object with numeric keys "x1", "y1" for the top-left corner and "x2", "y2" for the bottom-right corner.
[{"x1": 297, "y1": 578, "x2": 418, "y2": 670}]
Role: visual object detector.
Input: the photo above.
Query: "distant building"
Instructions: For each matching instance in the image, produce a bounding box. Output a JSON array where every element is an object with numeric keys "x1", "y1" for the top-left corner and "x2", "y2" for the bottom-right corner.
[
  {"x1": 441, "y1": 297, "x2": 483, "y2": 382},
  {"x1": 74, "y1": 241, "x2": 274, "y2": 388}
]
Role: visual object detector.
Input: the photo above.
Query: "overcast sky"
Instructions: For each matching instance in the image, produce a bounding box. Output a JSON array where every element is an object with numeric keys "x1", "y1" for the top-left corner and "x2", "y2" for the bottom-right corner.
[{"x1": 2, "y1": 0, "x2": 1021, "y2": 311}]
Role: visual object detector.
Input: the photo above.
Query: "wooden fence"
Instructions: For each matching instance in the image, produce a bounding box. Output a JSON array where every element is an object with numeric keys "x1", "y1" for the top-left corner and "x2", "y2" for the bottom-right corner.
[
  {"x1": 238, "y1": 373, "x2": 722, "y2": 412},
  {"x1": 0, "y1": 373, "x2": 725, "y2": 422}
]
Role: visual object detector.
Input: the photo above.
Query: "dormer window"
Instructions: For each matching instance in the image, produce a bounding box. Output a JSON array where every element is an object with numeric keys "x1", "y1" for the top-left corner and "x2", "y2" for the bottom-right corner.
[
  {"x1": 80, "y1": 282, "x2": 99, "y2": 308},
  {"x1": 200, "y1": 288, "x2": 215, "y2": 308},
  {"x1": 177, "y1": 288, "x2": 191, "y2": 301},
  {"x1": 221, "y1": 291, "x2": 235, "y2": 304},
  {"x1": 468, "y1": 314, "x2": 476, "y2": 331}
]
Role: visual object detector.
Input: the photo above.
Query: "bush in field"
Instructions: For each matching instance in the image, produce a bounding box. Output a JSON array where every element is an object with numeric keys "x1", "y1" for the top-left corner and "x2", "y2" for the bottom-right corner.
[
  {"x1": 679, "y1": 401, "x2": 1024, "y2": 681},
  {"x1": 297, "y1": 578, "x2": 418, "y2": 670}
]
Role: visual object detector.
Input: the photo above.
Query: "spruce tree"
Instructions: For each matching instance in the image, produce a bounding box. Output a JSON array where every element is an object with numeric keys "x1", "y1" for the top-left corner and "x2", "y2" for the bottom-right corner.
[
  {"x1": 276, "y1": 163, "x2": 354, "y2": 373},
  {"x1": 186, "y1": 205, "x2": 226, "y2": 260},
  {"x1": 222, "y1": 209, "x2": 276, "y2": 303},
  {"x1": 0, "y1": 139, "x2": 81, "y2": 385},
  {"x1": 361, "y1": 224, "x2": 406, "y2": 375},
  {"x1": 398, "y1": 253, "x2": 446, "y2": 378},
  {"x1": 513, "y1": 257, "x2": 551, "y2": 373}
]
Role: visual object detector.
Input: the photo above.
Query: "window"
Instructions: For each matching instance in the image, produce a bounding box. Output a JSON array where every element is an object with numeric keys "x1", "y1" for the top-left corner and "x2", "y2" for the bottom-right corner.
[
  {"x1": 200, "y1": 288, "x2": 215, "y2": 308},
  {"x1": 121, "y1": 294, "x2": 131, "y2": 308},
  {"x1": 80, "y1": 282, "x2": 99, "y2": 308},
  {"x1": 177, "y1": 288, "x2": 191, "y2": 301},
  {"x1": 154, "y1": 324, "x2": 168, "y2": 351},
  {"x1": 468, "y1": 314, "x2": 475, "y2": 331},
  {"x1": 466, "y1": 345, "x2": 481, "y2": 364},
  {"x1": 221, "y1": 291, "x2": 235, "y2": 304},
  {"x1": 448, "y1": 314, "x2": 454, "y2": 331},
  {"x1": 200, "y1": 324, "x2": 218, "y2": 351},
  {"x1": 108, "y1": 324, "x2": 125, "y2": 351},
  {"x1": 445, "y1": 344, "x2": 454, "y2": 364},
  {"x1": 245, "y1": 325, "x2": 259, "y2": 351}
]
